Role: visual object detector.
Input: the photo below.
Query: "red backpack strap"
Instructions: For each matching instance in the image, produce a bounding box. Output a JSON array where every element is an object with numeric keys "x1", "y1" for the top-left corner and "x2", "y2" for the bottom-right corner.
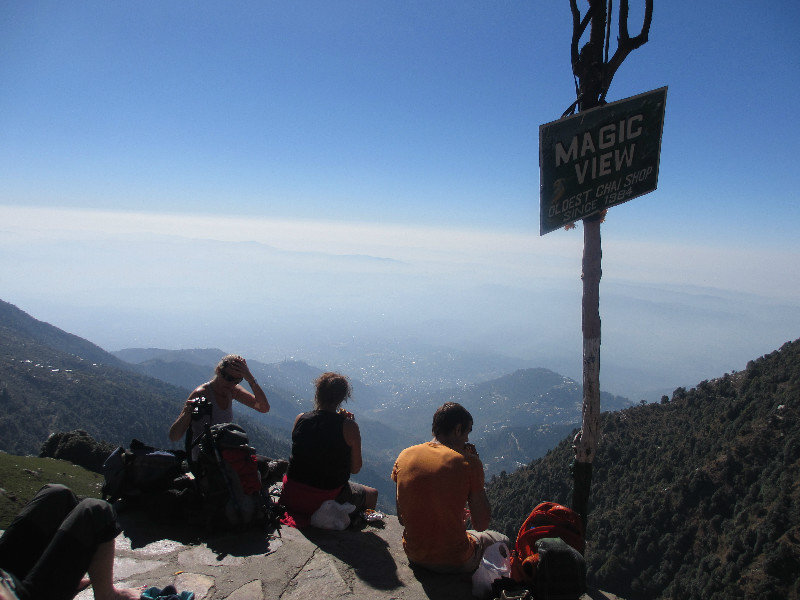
[{"x1": 511, "y1": 501, "x2": 586, "y2": 583}]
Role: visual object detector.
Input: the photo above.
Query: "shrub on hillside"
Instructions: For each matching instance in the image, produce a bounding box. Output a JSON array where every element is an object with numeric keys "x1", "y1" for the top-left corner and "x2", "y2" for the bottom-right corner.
[{"x1": 40, "y1": 430, "x2": 115, "y2": 473}]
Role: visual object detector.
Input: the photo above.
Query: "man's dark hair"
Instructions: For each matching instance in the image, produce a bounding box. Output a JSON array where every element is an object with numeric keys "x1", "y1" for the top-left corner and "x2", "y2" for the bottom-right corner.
[
  {"x1": 314, "y1": 372, "x2": 351, "y2": 410},
  {"x1": 431, "y1": 402, "x2": 473, "y2": 438}
]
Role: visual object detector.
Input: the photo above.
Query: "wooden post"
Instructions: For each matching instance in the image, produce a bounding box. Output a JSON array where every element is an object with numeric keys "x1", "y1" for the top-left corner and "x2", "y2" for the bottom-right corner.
[
  {"x1": 572, "y1": 214, "x2": 602, "y2": 527},
  {"x1": 568, "y1": 0, "x2": 653, "y2": 530},
  {"x1": 569, "y1": 0, "x2": 606, "y2": 530}
]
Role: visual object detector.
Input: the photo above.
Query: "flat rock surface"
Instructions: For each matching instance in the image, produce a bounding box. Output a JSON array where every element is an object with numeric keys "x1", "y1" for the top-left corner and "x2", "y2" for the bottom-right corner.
[{"x1": 30, "y1": 509, "x2": 624, "y2": 600}]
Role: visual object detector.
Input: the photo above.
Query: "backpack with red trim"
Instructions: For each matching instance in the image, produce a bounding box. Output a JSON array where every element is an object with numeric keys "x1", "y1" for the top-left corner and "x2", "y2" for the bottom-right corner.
[
  {"x1": 190, "y1": 423, "x2": 267, "y2": 526},
  {"x1": 509, "y1": 502, "x2": 587, "y2": 600}
]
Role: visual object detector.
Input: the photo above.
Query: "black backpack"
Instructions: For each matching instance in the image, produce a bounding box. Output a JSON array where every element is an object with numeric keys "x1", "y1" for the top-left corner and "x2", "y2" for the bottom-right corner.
[
  {"x1": 188, "y1": 422, "x2": 282, "y2": 529},
  {"x1": 529, "y1": 537, "x2": 587, "y2": 600},
  {"x1": 102, "y1": 439, "x2": 186, "y2": 503}
]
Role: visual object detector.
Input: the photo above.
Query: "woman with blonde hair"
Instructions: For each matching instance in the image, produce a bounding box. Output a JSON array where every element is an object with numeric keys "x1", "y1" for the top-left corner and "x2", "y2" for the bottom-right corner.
[{"x1": 168, "y1": 354, "x2": 269, "y2": 455}]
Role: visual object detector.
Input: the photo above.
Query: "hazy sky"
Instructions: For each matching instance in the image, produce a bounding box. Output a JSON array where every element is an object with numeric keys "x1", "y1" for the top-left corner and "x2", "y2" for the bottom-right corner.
[{"x1": 2, "y1": 2, "x2": 799, "y2": 397}]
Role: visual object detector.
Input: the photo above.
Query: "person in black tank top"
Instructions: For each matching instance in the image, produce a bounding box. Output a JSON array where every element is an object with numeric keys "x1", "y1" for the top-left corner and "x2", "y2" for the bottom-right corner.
[
  {"x1": 287, "y1": 410, "x2": 351, "y2": 489},
  {"x1": 281, "y1": 372, "x2": 379, "y2": 521}
]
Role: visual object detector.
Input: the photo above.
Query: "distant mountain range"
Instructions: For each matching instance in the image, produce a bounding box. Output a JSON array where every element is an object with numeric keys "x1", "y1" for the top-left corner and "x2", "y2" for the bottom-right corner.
[
  {"x1": 112, "y1": 345, "x2": 635, "y2": 477},
  {"x1": 486, "y1": 338, "x2": 800, "y2": 600},
  {"x1": 363, "y1": 366, "x2": 633, "y2": 475},
  {"x1": 1, "y1": 297, "x2": 633, "y2": 512}
]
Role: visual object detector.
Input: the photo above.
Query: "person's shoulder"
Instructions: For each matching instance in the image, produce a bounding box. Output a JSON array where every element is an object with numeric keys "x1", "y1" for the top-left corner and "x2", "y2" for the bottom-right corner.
[
  {"x1": 463, "y1": 452, "x2": 485, "y2": 475},
  {"x1": 402, "y1": 442, "x2": 430, "y2": 451},
  {"x1": 342, "y1": 416, "x2": 359, "y2": 429},
  {"x1": 397, "y1": 442, "x2": 435, "y2": 459},
  {"x1": 394, "y1": 443, "x2": 421, "y2": 469},
  {"x1": 188, "y1": 383, "x2": 210, "y2": 398},
  {"x1": 434, "y1": 444, "x2": 482, "y2": 470},
  {"x1": 465, "y1": 452, "x2": 484, "y2": 466},
  {"x1": 342, "y1": 417, "x2": 360, "y2": 440}
]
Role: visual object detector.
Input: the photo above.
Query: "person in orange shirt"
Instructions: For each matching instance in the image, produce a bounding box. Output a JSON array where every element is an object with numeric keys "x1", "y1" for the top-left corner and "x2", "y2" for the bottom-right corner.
[{"x1": 391, "y1": 402, "x2": 509, "y2": 573}]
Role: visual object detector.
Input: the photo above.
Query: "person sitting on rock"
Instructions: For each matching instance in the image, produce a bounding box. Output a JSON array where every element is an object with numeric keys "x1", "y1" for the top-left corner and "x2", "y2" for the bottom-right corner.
[
  {"x1": 280, "y1": 372, "x2": 378, "y2": 526},
  {"x1": 168, "y1": 354, "x2": 270, "y2": 459},
  {"x1": 391, "y1": 402, "x2": 509, "y2": 573},
  {"x1": 0, "y1": 484, "x2": 141, "y2": 600}
]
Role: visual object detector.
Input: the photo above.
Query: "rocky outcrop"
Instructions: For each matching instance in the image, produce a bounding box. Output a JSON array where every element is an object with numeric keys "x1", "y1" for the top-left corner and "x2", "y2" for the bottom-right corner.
[{"x1": 39, "y1": 430, "x2": 116, "y2": 473}]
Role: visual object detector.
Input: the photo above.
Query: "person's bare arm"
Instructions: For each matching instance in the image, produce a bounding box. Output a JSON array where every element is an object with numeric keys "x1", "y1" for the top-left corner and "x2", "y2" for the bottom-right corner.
[
  {"x1": 395, "y1": 494, "x2": 403, "y2": 526},
  {"x1": 232, "y1": 383, "x2": 269, "y2": 413},
  {"x1": 391, "y1": 461, "x2": 402, "y2": 524},
  {"x1": 464, "y1": 444, "x2": 491, "y2": 531},
  {"x1": 229, "y1": 358, "x2": 269, "y2": 413},
  {"x1": 467, "y1": 487, "x2": 492, "y2": 532},
  {"x1": 168, "y1": 388, "x2": 205, "y2": 442},
  {"x1": 342, "y1": 417, "x2": 363, "y2": 474}
]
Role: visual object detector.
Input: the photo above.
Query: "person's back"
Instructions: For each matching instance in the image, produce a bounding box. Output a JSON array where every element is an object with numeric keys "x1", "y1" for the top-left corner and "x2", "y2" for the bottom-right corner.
[
  {"x1": 392, "y1": 402, "x2": 508, "y2": 573},
  {"x1": 287, "y1": 409, "x2": 350, "y2": 490},
  {"x1": 280, "y1": 372, "x2": 378, "y2": 526},
  {"x1": 393, "y1": 441, "x2": 483, "y2": 566}
]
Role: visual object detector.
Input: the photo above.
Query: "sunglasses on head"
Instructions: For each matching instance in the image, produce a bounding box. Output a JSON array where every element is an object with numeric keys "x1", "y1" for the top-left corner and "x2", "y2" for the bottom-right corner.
[{"x1": 221, "y1": 371, "x2": 242, "y2": 383}]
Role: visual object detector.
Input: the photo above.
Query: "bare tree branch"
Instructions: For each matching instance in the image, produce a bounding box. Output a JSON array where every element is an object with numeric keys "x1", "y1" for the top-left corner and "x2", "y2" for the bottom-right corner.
[
  {"x1": 604, "y1": 0, "x2": 613, "y2": 66},
  {"x1": 568, "y1": 0, "x2": 653, "y2": 111},
  {"x1": 601, "y1": 0, "x2": 653, "y2": 102},
  {"x1": 572, "y1": 0, "x2": 608, "y2": 110},
  {"x1": 570, "y1": 0, "x2": 592, "y2": 75},
  {"x1": 569, "y1": 0, "x2": 580, "y2": 44}
]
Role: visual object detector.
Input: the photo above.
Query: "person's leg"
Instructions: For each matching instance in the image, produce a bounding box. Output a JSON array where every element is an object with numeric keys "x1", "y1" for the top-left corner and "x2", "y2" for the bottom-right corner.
[
  {"x1": 409, "y1": 530, "x2": 510, "y2": 574},
  {"x1": 365, "y1": 487, "x2": 378, "y2": 510},
  {"x1": 464, "y1": 529, "x2": 511, "y2": 572},
  {"x1": 468, "y1": 529, "x2": 510, "y2": 550},
  {"x1": 15, "y1": 498, "x2": 123, "y2": 600},
  {"x1": 85, "y1": 540, "x2": 140, "y2": 600},
  {"x1": 410, "y1": 559, "x2": 471, "y2": 574},
  {"x1": 0, "y1": 484, "x2": 78, "y2": 579},
  {"x1": 336, "y1": 482, "x2": 378, "y2": 512}
]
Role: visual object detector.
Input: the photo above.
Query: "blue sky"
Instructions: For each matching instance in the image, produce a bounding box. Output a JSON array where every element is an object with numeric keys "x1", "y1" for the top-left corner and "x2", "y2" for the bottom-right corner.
[{"x1": 2, "y1": 1, "x2": 799, "y2": 398}]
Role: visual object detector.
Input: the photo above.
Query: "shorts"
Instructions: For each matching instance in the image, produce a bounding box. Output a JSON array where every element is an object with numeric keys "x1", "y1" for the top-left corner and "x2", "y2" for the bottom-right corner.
[
  {"x1": 410, "y1": 530, "x2": 510, "y2": 574},
  {"x1": 335, "y1": 481, "x2": 368, "y2": 512}
]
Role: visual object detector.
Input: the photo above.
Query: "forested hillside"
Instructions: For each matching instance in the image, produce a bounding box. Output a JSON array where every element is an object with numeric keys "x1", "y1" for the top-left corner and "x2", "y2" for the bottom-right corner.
[
  {"x1": 0, "y1": 301, "x2": 289, "y2": 460},
  {"x1": 0, "y1": 299, "x2": 127, "y2": 368},
  {"x1": 486, "y1": 339, "x2": 800, "y2": 600}
]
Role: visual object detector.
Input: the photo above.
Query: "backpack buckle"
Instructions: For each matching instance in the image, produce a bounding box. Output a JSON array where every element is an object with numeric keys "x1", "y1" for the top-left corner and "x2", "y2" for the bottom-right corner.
[{"x1": 500, "y1": 589, "x2": 531, "y2": 600}]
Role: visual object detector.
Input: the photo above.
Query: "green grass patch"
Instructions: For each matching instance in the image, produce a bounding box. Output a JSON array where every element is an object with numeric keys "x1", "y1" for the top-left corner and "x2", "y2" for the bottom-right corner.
[{"x1": 0, "y1": 452, "x2": 103, "y2": 529}]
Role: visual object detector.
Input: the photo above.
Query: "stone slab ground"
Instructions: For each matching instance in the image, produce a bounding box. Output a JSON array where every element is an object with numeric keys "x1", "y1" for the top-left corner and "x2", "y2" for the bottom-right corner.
[{"x1": 64, "y1": 510, "x2": 625, "y2": 600}]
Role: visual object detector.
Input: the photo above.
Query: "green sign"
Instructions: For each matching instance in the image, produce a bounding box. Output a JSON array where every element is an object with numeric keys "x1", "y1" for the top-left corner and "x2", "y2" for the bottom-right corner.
[{"x1": 539, "y1": 86, "x2": 667, "y2": 235}]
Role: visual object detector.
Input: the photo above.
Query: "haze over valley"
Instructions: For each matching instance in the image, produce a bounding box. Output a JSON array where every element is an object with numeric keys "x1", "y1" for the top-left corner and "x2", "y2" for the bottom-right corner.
[{"x1": 5, "y1": 207, "x2": 798, "y2": 405}]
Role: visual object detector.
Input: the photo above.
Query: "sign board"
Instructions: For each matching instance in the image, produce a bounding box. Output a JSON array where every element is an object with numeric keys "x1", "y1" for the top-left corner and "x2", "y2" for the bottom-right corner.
[{"x1": 539, "y1": 86, "x2": 667, "y2": 235}]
